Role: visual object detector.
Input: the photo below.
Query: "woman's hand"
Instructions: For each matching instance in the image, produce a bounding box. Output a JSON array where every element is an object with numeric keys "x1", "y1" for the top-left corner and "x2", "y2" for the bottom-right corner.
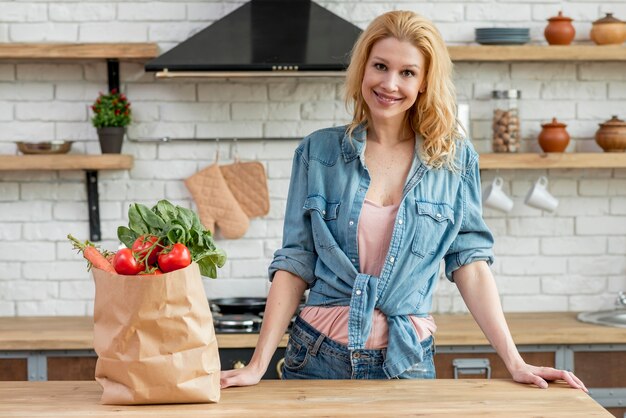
[
  {"x1": 510, "y1": 362, "x2": 588, "y2": 392},
  {"x1": 220, "y1": 364, "x2": 266, "y2": 389}
]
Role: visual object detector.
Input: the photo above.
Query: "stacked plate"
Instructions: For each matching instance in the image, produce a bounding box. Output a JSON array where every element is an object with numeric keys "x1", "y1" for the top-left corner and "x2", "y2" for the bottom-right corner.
[{"x1": 475, "y1": 28, "x2": 530, "y2": 45}]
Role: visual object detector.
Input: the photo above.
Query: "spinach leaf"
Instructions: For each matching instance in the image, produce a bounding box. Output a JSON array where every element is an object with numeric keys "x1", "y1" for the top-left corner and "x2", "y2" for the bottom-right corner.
[
  {"x1": 197, "y1": 257, "x2": 217, "y2": 279},
  {"x1": 117, "y1": 226, "x2": 137, "y2": 248},
  {"x1": 154, "y1": 200, "x2": 178, "y2": 223},
  {"x1": 176, "y1": 206, "x2": 194, "y2": 231},
  {"x1": 137, "y1": 203, "x2": 166, "y2": 232},
  {"x1": 128, "y1": 204, "x2": 149, "y2": 235},
  {"x1": 166, "y1": 223, "x2": 187, "y2": 244}
]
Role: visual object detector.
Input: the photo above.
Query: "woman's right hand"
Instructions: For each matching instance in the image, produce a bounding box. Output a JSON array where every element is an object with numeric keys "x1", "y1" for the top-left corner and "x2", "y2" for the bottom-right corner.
[
  {"x1": 220, "y1": 364, "x2": 265, "y2": 389},
  {"x1": 220, "y1": 271, "x2": 307, "y2": 389}
]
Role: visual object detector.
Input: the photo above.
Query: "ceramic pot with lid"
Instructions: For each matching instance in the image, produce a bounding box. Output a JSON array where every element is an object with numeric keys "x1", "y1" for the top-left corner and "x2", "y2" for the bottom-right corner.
[
  {"x1": 590, "y1": 13, "x2": 626, "y2": 45},
  {"x1": 544, "y1": 11, "x2": 576, "y2": 45},
  {"x1": 595, "y1": 115, "x2": 626, "y2": 152},
  {"x1": 538, "y1": 118, "x2": 570, "y2": 153}
]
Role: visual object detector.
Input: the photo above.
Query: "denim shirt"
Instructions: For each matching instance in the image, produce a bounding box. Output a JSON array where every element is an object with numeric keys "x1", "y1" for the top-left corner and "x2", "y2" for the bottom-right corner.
[{"x1": 268, "y1": 125, "x2": 494, "y2": 378}]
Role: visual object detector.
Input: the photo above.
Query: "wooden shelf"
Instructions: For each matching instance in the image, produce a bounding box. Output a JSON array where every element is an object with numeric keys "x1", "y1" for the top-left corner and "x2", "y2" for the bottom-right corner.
[
  {"x1": 0, "y1": 43, "x2": 158, "y2": 60},
  {"x1": 448, "y1": 44, "x2": 626, "y2": 62},
  {"x1": 479, "y1": 152, "x2": 626, "y2": 169},
  {"x1": 0, "y1": 154, "x2": 134, "y2": 171},
  {"x1": 0, "y1": 43, "x2": 623, "y2": 63}
]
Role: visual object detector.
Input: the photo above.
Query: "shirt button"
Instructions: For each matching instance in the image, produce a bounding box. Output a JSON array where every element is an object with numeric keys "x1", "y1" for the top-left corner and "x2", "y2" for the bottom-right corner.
[
  {"x1": 359, "y1": 188, "x2": 365, "y2": 193},
  {"x1": 351, "y1": 258, "x2": 356, "y2": 263},
  {"x1": 398, "y1": 219, "x2": 403, "y2": 225},
  {"x1": 436, "y1": 213, "x2": 442, "y2": 218},
  {"x1": 349, "y1": 220, "x2": 354, "y2": 226},
  {"x1": 355, "y1": 289, "x2": 362, "y2": 296},
  {"x1": 353, "y1": 352, "x2": 361, "y2": 359},
  {"x1": 322, "y1": 210, "x2": 326, "y2": 215},
  {"x1": 389, "y1": 257, "x2": 395, "y2": 264}
]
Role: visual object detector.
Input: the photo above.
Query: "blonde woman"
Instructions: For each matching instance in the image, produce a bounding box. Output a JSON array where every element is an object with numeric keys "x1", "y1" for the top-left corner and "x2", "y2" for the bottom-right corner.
[{"x1": 221, "y1": 11, "x2": 587, "y2": 390}]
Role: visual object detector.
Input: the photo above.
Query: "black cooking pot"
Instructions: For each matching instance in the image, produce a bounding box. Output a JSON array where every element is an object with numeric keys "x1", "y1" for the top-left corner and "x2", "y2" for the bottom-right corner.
[{"x1": 209, "y1": 297, "x2": 267, "y2": 315}]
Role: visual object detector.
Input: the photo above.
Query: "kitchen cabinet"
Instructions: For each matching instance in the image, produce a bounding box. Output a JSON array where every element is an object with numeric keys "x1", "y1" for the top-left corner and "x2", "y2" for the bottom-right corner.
[
  {"x1": 434, "y1": 350, "x2": 555, "y2": 379},
  {"x1": 220, "y1": 348, "x2": 286, "y2": 380},
  {"x1": 46, "y1": 356, "x2": 97, "y2": 381},
  {"x1": 0, "y1": 358, "x2": 27, "y2": 381}
]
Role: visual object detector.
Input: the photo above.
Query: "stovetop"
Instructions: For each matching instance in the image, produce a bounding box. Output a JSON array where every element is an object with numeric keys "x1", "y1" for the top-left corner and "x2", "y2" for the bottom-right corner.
[
  {"x1": 212, "y1": 311, "x2": 296, "y2": 334},
  {"x1": 213, "y1": 313, "x2": 262, "y2": 333}
]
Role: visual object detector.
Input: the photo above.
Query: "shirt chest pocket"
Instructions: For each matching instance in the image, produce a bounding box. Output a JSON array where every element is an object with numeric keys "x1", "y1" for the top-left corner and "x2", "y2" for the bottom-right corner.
[
  {"x1": 304, "y1": 195, "x2": 341, "y2": 249},
  {"x1": 411, "y1": 201, "x2": 455, "y2": 258}
]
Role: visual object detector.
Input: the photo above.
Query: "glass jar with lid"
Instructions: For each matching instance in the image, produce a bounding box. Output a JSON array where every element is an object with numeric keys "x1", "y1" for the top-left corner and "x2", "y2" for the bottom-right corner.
[{"x1": 492, "y1": 89, "x2": 522, "y2": 153}]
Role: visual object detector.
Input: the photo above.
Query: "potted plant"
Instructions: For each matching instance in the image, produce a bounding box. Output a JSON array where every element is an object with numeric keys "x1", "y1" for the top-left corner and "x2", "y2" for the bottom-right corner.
[{"x1": 91, "y1": 89, "x2": 132, "y2": 154}]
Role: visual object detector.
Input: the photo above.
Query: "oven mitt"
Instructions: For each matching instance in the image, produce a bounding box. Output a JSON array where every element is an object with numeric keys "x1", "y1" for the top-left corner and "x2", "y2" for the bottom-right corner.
[
  {"x1": 220, "y1": 161, "x2": 270, "y2": 218},
  {"x1": 185, "y1": 164, "x2": 249, "y2": 239}
]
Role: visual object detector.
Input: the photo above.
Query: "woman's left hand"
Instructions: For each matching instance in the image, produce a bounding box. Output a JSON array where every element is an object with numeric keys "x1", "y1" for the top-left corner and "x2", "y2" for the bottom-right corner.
[{"x1": 510, "y1": 363, "x2": 588, "y2": 392}]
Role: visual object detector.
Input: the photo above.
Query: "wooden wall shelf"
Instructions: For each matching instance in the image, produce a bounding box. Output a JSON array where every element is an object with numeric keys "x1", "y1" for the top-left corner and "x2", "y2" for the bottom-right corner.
[
  {"x1": 0, "y1": 154, "x2": 134, "y2": 242},
  {"x1": 0, "y1": 43, "x2": 158, "y2": 60},
  {"x1": 0, "y1": 43, "x2": 623, "y2": 63},
  {"x1": 448, "y1": 45, "x2": 626, "y2": 62},
  {"x1": 0, "y1": 154, "x2": 134, "y2": 171},
  {"x1": 479, "y1": 153, "x2": 626, "y2": 169}
]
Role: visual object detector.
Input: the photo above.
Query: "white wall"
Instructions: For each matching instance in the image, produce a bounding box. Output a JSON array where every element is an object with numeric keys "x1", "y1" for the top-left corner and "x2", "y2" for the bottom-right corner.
[{"x1": 0, "y1": 1, "x2": 625, "y2": 316}]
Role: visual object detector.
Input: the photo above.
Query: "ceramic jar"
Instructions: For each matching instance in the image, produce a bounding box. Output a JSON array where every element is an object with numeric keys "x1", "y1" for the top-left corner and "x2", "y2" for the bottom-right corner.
[
  {"x1": 538, "y1": 118, "x2": 570, "y2": 153},
  {"x1": 544, "y1": 11, "x2": 576, "y2": 45},
  {"x1": 595, "y1": 115, "x2": 626, "y2": 152},
  {"x1": 590, "y1": 13, "x2": 626, "y2": 45}
]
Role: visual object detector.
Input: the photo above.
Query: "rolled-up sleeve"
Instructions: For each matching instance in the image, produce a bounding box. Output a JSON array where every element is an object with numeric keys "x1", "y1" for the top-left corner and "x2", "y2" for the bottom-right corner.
[
  {"x1": 444, "y1": 149, "x2": 495, "y2": 281},
  {"x1": 268, "y1": 142, "x2": 318, "y2": 286}
]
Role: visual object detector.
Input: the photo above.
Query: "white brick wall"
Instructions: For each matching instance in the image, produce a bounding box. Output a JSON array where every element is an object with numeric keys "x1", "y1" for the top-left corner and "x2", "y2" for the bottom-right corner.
[{"x1": 0, "y1": 1, "x2": 624, "y2": 315}]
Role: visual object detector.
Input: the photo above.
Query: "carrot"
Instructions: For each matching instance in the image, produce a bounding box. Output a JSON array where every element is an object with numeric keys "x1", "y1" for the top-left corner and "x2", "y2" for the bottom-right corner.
[{"x1": 67, "y1": 234, "x2": 116, "y2": 273}]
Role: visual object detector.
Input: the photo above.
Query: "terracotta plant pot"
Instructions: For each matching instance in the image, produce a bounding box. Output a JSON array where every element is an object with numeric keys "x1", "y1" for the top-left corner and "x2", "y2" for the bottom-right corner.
[
  {"x1": 544, "y1": 11, "x2": 576, "y2": 45},
  {"x1": 538, "y1": 118, "x2": 570, "y2": 153},
  {"x1": 595, "y1": 115, "x2": 626, "y2": 152},
  {"x1": 590, "y1": 13, "x2": 626, "y2": 45}
]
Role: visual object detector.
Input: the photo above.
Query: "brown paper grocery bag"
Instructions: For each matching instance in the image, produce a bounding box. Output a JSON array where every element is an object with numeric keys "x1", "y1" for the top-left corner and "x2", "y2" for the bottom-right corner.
[{"x1": 92, "y1": 262, "x2": 220, "y2": 405}]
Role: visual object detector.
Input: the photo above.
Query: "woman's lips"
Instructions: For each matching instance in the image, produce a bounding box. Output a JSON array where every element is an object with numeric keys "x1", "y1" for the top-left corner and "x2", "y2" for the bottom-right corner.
[{"x1": 374, "y1": 90, "x2": 403, "y2": 104}]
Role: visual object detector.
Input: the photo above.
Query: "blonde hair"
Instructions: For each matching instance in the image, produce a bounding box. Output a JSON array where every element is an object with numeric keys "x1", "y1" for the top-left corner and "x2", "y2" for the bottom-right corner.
[{"x1": 344, "y1": 11, "x2": 461, "y2": 170}]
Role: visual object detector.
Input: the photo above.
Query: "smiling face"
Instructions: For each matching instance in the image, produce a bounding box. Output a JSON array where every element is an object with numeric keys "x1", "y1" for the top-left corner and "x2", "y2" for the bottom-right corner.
[{"x1": 361, "y1": 37, "x2": 426, "y2": 128}]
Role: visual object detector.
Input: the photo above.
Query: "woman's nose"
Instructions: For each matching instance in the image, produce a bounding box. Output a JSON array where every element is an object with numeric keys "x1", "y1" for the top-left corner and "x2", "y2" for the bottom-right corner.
[{"x1": 380, "y1": 73, "x2": 399, "y2": 91}]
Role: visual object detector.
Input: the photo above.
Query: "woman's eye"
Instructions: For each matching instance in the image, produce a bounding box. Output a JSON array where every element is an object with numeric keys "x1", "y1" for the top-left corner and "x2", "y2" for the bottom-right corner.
[
  {"x1": 401, "y1": 70, "x2": 415, "y2": 77},
  {"x1": 374, "y1": 63, "x2": 386, "y2": 71}
]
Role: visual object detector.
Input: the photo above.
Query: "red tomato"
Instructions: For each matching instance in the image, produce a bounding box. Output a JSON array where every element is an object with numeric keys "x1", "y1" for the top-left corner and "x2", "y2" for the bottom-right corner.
[
  {"x1": 132, "y1": 235, "x2": 161, "y2": 266},
  {"x1": 158, "y1": 243, "x2": 192, "y2": 273},
  {"x1": 113, "y1": 248, "x2": 144, "y2": 275}
]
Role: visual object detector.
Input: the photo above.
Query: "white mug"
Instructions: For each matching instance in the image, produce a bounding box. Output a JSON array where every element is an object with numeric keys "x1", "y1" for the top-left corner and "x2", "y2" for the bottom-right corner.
[
  {"x1": 525, "y1": 176, "x2": 558, "y2": 212},
  {"x1": 482, "y1": 177, "x2": 514, "y2": 213}
]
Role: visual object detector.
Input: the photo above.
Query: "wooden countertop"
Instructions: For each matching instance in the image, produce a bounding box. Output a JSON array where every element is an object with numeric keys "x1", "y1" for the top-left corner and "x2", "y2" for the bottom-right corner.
[
  {"x1": 0, "y1": 380, "x2": 609, "y2": 417},
  {"x1": 1, "y1": 312, "x2": 625, "y2": 351}
]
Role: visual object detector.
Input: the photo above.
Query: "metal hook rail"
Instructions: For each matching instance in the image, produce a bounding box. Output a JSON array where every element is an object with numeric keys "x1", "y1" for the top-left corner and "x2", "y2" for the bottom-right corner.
[{"x1": 126, "y1": 136, "x2": 301, "y2": 143}]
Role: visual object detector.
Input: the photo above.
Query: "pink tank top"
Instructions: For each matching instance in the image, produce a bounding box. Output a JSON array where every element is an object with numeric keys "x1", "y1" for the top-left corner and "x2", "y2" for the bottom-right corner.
[{"x1": 300, "y1": 198, "x2": 436, "y2": 349}]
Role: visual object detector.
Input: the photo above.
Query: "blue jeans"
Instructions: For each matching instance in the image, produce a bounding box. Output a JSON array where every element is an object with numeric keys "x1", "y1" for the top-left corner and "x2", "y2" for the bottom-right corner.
[{"x1": 282, "y1": 316, "x2": 436, "y2": 380}]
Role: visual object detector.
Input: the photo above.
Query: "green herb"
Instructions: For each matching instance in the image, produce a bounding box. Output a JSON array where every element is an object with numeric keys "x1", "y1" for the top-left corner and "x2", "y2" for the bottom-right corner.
[{"x1": 117, "y1": 200, "x2": 226, "y2": 278}]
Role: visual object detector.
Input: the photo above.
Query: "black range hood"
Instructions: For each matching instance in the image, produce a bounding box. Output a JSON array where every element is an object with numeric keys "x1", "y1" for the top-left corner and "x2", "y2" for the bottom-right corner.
[{"x1": 145, "y1": 0, "x2": 362, "y2": 77}]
